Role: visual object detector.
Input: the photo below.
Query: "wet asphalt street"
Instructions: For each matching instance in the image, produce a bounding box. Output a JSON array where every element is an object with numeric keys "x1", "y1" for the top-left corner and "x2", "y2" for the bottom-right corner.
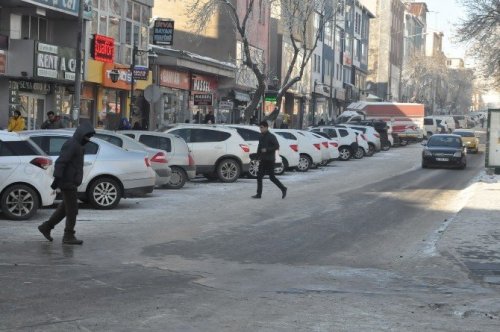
[{"x1": 1, "y1": 134, "x2": 499, "y2": 331}]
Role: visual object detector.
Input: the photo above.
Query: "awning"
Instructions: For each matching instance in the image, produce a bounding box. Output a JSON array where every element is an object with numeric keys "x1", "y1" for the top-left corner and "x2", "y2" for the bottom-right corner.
[{"x1": 234, "y1": 90, "x2": 251, "y2": 102}]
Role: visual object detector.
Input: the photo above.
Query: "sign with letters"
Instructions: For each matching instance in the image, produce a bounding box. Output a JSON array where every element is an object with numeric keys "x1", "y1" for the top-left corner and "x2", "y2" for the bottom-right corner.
[
  {"x1": 153, "y1": 19, "x2": 174, "y2": 46},
  {"x1": 193, "y1": 93, "x2": 213, "y2": 106},
  {"x1": 35, "y1": 42, "x2": 77, "y2": 81},
  {"x1": 92, "y1": 34, "x2": 114, "y2": 63},
  {"x1": 22, "y1": 0, "x2": 91, "y2": 17}
]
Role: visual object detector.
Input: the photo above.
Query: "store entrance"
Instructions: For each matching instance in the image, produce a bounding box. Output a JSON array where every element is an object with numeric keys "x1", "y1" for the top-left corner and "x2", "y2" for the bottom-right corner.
[{"x1": 19, "y1": 93, "x2": 45, "y2": 130}]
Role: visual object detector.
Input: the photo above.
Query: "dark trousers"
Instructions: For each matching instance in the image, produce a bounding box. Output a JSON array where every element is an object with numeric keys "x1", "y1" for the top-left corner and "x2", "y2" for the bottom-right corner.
[
  {"x1": 44, "y1": 189, "x2": 78, "y2": 233},
  {"x1": 257, "y1": 159, "x2": 286, "y2": 195}
]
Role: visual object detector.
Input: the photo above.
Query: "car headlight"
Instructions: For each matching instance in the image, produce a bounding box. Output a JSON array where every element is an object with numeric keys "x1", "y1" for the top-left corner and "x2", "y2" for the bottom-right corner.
[
  {"x1": 424, "y1": 150, "x2": 433, "y2": 157},
  {"x1": 453, "y1": 151, "x2": 462, "y2": 157}
]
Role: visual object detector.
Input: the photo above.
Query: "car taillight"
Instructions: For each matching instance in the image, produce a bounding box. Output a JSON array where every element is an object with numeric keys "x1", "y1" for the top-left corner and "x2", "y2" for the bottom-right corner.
[
  {"x1": 144, "y1": 157, "x2": 151, "y2": 167},
  {"x1": 151, "y1": 152, "x2": 167, "y2": 163},
  {"x1": 30, "y1": 157, "x2": 52, "y2": 170},
  {"x1": 188, "y1": 153, "x2": 196, "y2": 166},
  {"x1": 329, "y1": 142, "x2": 339, "y2": 148},
  {"x1": 313, "y1": 143, "x2": 321, "y2": 150},
  {"x1": 322, "y1": 142, "x2": 329, "y2": 148},
  {"x1": 240, "y1": 144, "x2": 250, "y2": 153},
  {"x1": 374, "y1": 133, "x2": 380, "y2": 138},
  {"x1": 290, "y1": 144, "x2": 299, "y2": 152}
]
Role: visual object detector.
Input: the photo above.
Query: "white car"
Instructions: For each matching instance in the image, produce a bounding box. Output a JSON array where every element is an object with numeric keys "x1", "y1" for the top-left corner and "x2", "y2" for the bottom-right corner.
[
  {"x1": 23, "y1": 130, "x2": 156, "y2": 210},
  {"x1": 92, "y1": 130, "x2": 172, "y2": 188},
  {"x1": 165, "y1": 124, "x2": 250, "y2": 182},
  {"x1": 311, "y1": 126, "x2": 363, "y2": 160},
  {"x1": 307, "y1": 131, "x2": 339, "y2": 164},
  {"x1": 0, "y1": 132, "x2": 56, "y2": 220},
  {"x1": 120, "y1": 130, "x2": 197, "y2": 189},
  {"x1": 336, "y1": 124, "x2": 381, "y2": 154},
  {"x1": 310, "y1": 131, "x2": 341, "y2": 161},
  {"x1": 274, "y1": 129, "x2": 322, "y2": 172}
]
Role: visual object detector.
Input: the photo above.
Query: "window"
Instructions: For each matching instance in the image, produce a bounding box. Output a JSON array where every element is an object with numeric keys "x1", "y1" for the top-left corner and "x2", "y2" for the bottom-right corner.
[
  {"x1": 326, "y1": 129, "x2": 338, "y2": 138},
  {"x1": 235, "y1": 128, "x2": 261, "y2": 141},
  {"x1": 0, "y1": 141, "x2": 14, "y2": 156},
  {"x1": 2, "y1": 140, "x2": 42, "y2": 156},
  {"x1": 47, "y1": 137, "x2": 68, "y2": 156},
  {"x1": 84, "y1": 142, "x2": 99, "y2": 155},
  {"x1": 169, "y1": 129, "x2": 191, "y2": 143},
  {"x1": 139, "y1": 135, "x2": 172, "y2": 152},
  {"x1": 94, "y1": 133, "x2": 123, "y2": 147},
  {"x1": 191, "y1": 129, "x2": 230, "y2": 143},
  {"x1": 21, "y1": 15, "x2": 48, "y2": 41},
  {"x1": 122, "y1": 133, "x2": 135, "y2": 139},
  {"x1": 339, "y1": 129, "x2": 349, "y2": 137}
]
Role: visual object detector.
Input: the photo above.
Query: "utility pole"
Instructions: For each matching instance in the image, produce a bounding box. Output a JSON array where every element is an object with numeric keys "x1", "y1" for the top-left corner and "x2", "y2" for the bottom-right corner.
[
  {"x1": 130, "y1": 44, "x2": 137, "y2": 123},
  {"x1": 72, "y1": 0, "x2": 85, "y2": 127},
  {"x1": 328, "y1": 0, "x2": 339, "y2": 120}
]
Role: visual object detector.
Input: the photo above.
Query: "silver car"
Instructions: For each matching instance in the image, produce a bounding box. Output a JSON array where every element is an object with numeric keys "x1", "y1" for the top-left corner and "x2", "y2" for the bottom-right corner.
[
  {"x1": 22, "y1": 130, "x2": 156, "y2": 210},
  {"x1": 120, "y1": 130, "x2": 196, "y2": 189},
  {"x1": 93, "y1": 130, "x2": 172, "y2": 187}
]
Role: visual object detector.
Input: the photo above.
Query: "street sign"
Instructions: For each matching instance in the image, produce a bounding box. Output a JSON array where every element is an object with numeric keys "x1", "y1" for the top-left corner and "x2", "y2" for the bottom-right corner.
[
  {"x1": 133, "y1": 66, "x2": 149, "y2": 80},
  {"x1": 219, "y1": 101, "x2": 234, "y2": 109},
  {"x1": 144, "y1": 85, "x2": 162, "y2": 103},
  {"x1": 153, "y1": 20, "x2": 174, "y2": 46}
]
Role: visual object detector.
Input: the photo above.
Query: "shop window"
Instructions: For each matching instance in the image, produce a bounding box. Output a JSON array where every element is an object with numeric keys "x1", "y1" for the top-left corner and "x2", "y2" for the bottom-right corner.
[{"x1": 139, "y1": 135, "x2": 172, "y2": 152}]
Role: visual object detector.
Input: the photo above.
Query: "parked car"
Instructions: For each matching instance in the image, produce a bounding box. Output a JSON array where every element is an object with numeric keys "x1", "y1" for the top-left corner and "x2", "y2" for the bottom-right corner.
[
  {"x1": 346, "y1": 119, "x2": 393, "y2": 150},
  {"x1": 424, "y1": 117, "x2": 449, "y2": 136},
  {"x1": 22, "y1": 130, "x2": 156, "y2": 209},
  {"x1": 310, "y1": 126, "x2": 362, "y2": 160},
  {"x1": 120, "y1": 130, "x2": 196, "y2": 189},
  {"x1": 274, "y1": 129, "x2": 322, "y2": 172},
  {"x1": 308, "y1": 131, "x2": 339, "y2": 163},
  {"x1": 310, "y1": 131, "x2": 340, "y2": 161},
  {"x1": 225, "y1": 124, "x2": 292, "y2": 177},
  {"x1": 0, "y1": 131, "x2": 56, "y2": 220},
  {"x1": 452, "y1": 130, "x2": 479, "y2": 153},
  {"x1": 165, "y1": 124, "x2": 250, "y2": 182},
  {"x1": 89, "y1": 130, "x2": 172, "y2": 187},
  {"x1": 336, "y1": 124, "x2": 381, "y2": 154},
  {"x1": 421, "y1": 134, "x2": 467, "y2": 169}
]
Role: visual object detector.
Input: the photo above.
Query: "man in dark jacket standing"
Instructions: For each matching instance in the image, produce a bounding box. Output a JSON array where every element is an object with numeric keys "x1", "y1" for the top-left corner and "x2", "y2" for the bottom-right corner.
[
  {"x1": 41, "y1": 111, "x2": 65, "y2": 129},
  {"x1": 252, "y1": 121, "x2": 287, "y2": 199},
  {"x1": 38, "y1": 122, "x2": 95, "y2": 245}
]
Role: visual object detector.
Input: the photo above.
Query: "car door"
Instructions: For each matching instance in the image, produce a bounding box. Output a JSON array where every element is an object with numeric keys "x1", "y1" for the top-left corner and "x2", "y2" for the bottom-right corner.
[
  {"x1": 29, "y1": 135, "x2": 98, "y2": 190},
  {"x1": 0, "y1": 140, "x2": 20, "y2": 189},
  {"x1": 189, "y1": 129, "x2": 228, "y2": 167},
  {"x1": 234, "y1": 128, "x2": 260, "y2": 154}
]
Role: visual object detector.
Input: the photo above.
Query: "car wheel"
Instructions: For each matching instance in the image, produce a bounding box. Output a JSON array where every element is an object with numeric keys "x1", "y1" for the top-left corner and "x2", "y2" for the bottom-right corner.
[
  {"x1": 381, "y1": 142, "x2": 391, "y2": 151},
  {"x1": 297, "y1": 154, "x2": 311, "y2": 172},
  {"x1": 165, "y1": 166, "x2": 187, "y2": 189},
  {"x1": 88, "y1": 177, "x2": 122, "y2": 210},
  {"x1": 248, "y1": 159, "x2": 259, "y2": 179},
  {"x1": 366, "y1": 144, "x2": 376, "y2": 157},
  {"x1": 1, "y1": 184, "x2": 39, "y2": 220},
  {"x1": 274, "y1": 158, "x2": 287, "y2": 175},
  {"x1": 338, "y1": 147, "x2": 351, "y2": 161},
  {"x1": 354, "y1": 147, "x2": 364, "y2": 159},
  {"x1": 217, "y1": 159, "x2": 241, "y2": 183}
]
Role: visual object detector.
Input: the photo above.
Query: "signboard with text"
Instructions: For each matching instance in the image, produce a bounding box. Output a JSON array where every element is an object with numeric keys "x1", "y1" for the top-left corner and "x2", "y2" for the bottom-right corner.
[
  {"x1": 92, "y1": 34, "x2": 114, "y2": 63},
  {"x1": 133, "y1": 66, "x2": 149, "y2": 80},
  {"x1": 0, "y1": 51, "x2": 6, "y2": 75},
  {"x1": 159, "y1": 67, "x2": 190, "y2": 90},
  {"x1": 35, "y1": 42, "x2": 77, "y2": 81},
  {"x1": 193, "y1": 93, "x2": 213, "y2": 106},
  {"x1": 153, "y1": 20, "x2": 174, "y2": 46},
  {"x1": 22, "y1": 0, "x2": 92, "y2": 18}
]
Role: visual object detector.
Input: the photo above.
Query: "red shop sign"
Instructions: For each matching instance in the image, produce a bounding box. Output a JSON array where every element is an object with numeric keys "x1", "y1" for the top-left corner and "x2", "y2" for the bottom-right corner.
[
  {"x1": 191, "y1": 74, "x2": 218, "y2": 92},
  {"x1": 160, "y1": 67, "x2": 190, "y2": 90},
  {"x1": 92, "y1": 34, "x2": 115, "y2": 63}
]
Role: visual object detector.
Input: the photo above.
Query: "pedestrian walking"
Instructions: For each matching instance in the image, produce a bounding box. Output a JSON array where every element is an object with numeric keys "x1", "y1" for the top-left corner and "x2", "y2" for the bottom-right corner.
[
  {"x1": 480, "y1": 117, "x2": 485, "y2": 128},
  {"x1": 252, "y1": 121, "x2": 287, "y2": 199},
  {"x1": 38, "y1": 122, "x2": 96, "y2": 245},
  {"x1": 41, "y1": 111, "x2": 65, "y2": 129},
  {"x1": 204, "y1": 110, "x2": 215, "y2": 124},
  {"x1": 7, "y1": 110, "x2": 25, "y2": 132}
]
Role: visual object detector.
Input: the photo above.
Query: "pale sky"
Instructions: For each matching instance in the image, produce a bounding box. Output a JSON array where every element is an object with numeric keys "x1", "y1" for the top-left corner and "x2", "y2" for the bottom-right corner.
[{"x1": 418, "y1": 0, "x2": 466, "y2": 59}]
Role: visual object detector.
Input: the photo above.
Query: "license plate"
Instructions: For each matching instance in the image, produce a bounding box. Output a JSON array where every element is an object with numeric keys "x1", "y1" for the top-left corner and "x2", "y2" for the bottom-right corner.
[{"x1": 436, "y1": 158, "x2": 449, "y2": 162}]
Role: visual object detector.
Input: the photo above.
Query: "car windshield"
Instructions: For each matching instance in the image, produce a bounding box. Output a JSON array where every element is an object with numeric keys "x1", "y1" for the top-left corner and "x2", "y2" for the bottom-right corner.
[
  {"x1": 453, "y1": 131, "x2": 475, "y2": 138},
  {"x1": 427, "y1": 136, "x2": 462, "y2": 148}
]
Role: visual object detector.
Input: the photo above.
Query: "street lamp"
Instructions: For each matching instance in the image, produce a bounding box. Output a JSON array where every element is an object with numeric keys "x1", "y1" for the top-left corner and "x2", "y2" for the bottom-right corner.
[{"x1": 129, "y1": 44, "x2": 157, "y2": 122}]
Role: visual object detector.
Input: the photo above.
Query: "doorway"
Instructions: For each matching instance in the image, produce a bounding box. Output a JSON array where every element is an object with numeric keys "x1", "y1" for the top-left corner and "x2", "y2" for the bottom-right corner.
[{"x1": 19, "y1": 93, "x2": 45, "y2": 130}]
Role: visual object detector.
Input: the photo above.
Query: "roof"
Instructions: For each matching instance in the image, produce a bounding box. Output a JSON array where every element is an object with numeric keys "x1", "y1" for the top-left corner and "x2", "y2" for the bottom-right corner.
[{"x1": 408, "y1": 2, "x2": 429, "y2": 17}]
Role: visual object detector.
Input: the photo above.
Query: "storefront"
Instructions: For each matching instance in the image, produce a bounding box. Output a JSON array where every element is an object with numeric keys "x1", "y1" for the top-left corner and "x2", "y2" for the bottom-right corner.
[
  {"x1": 2, "y1": 40, "x2": 78, "y2": 129},
  {"x1": 190, "y1": 73, "x2": 218, "y2": 123},
  {"x1": 86, "y1": 59, "x2": 152, "y2": 129},
  {"x1": 156, "y1": 66, "x2": 190, "y2": 128}
]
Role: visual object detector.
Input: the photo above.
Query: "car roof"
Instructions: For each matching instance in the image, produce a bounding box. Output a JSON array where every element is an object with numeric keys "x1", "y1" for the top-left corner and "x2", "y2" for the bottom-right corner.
[
  {"x1": 166, "y1": 124, "x2": 238, "y2": 133},
  {"x1": 429, "y1": 134, "x2": 462, "y2": 138},
  {"x1": 119, "y1": 130, "x2": 184, "y2": 140},
  {"x1": 0, "y1": 131, "x2": 28, "y2": 141}
]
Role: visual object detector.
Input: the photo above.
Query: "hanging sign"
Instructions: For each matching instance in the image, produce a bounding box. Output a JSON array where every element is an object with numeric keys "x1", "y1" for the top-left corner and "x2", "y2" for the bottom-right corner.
[
  {"x1": 193, "y1": 93, "x2": 213, "y2": 106},
  {"x1": 92, "y1": 34, "x2": 115, "y2": 63},
  {"x1": 153, "y1": 20, "x2": 174, "y2": 46}
]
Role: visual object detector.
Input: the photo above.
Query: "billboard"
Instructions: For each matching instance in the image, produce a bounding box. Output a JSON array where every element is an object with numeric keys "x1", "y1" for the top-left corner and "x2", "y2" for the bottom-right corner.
[
  {"x1": 486, "y1": 109, "x2": 500, "y2": 168},
  {"x1": 153, "y1": 20, "x2": 174, "y2": 46}
]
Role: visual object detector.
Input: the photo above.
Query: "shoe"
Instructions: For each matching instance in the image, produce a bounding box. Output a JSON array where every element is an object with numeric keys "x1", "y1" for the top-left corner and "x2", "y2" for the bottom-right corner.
[
  {"x1": 62, "y1": 231, "x2": 83, "y2": 245},
  {"x1": 282, "y1": 187, "x2": 287, "y2": 199},
  {"x1": 251, "y1": 194, "x2": 261, "y2": 199},
  {"x1": 38, "y1": 224, "x2": 53, "y2": 242}
]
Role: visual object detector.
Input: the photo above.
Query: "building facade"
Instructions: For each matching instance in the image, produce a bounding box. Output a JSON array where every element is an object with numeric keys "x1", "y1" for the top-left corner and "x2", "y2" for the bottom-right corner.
[
  {"x1": 365, "y1": 0, "x2": 405, "y2": 101},
  {"x1": 0, "y1": 0, "x2": 85, "y2": 129}
]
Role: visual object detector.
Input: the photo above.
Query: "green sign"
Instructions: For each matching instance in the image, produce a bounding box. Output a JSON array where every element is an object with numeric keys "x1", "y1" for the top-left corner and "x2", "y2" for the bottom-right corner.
[{"x1": 22, "y1": 0, "x2": 92, "y2": 19}]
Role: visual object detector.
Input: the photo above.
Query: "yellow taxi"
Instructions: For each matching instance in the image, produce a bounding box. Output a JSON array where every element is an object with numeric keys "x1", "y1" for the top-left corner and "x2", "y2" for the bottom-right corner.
[{"x1": 452, "y1": 130, "x2": 479, "y2": 153}]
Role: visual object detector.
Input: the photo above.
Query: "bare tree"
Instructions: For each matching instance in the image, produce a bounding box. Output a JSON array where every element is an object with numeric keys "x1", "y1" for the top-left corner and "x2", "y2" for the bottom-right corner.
[
  {"x1": 188, "y1": 0, "x2": 333, "y2": 122},
  {"x1": 457, "y1": 0, "x2": 500, "y2": 88}
]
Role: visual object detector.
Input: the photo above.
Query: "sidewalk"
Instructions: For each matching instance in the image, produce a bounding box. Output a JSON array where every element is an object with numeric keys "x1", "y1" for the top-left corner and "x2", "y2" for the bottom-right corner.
[{"x1": 439, "y1": 171, "x2": 500, "y2": 286}]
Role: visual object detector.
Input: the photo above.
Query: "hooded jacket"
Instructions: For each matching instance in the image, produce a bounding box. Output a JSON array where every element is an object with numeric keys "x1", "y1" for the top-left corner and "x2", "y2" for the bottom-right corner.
[{"x1": 53, "y1": 122, "x2": 95, "y2": 190}]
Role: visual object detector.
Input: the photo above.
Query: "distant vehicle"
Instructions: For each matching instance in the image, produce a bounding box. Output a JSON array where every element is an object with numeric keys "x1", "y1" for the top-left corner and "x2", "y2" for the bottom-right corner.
[
  {"x1": 165, "y1": 124, "x2": 250, "y2": 182},
  {"x1": 310, "y1": 126, "x2": 361, "y2": 160},
  {"x1": 0, "y1": 132, "x2": 56, "y2": 220},
  {"x1": 452, "y1": 130, "x2": 479, "y2": 153},
  {"x1": 23, "y1": 130, "x2": 156, "y2": 209},
  {"x1": 309, "y1": 131, "x2": 340, "y2": 161},
  {"x1": 424, "y1": 117, "x2": 448, "y2": 136},
  {"x1": 335, "y1": 124, "x2": 382, "y2": 154},
  {"x1": 120, "y1": 130, "x2": 196, "y2": 189},
  {"x1": 421, "y1": 134, "x2": 467, "y2": 169},
  {"x1": 274, "y1": 129, "x2": 322, "y2": 172},
  {"x1": 452, "y1": 115, "x2": 467, "y2": 129}
]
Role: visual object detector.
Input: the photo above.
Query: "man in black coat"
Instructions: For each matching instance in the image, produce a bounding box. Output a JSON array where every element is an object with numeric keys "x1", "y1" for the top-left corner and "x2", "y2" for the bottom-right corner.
[
  {"x1": 38, "y1": 122, "x2": 95, "y2": 245},
  {"x1": 41, "y1": 111, "x2": 65, "y2": 129},
  {"x1": 252, "y1": 121, "x2": 287, "y2": 199}
]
